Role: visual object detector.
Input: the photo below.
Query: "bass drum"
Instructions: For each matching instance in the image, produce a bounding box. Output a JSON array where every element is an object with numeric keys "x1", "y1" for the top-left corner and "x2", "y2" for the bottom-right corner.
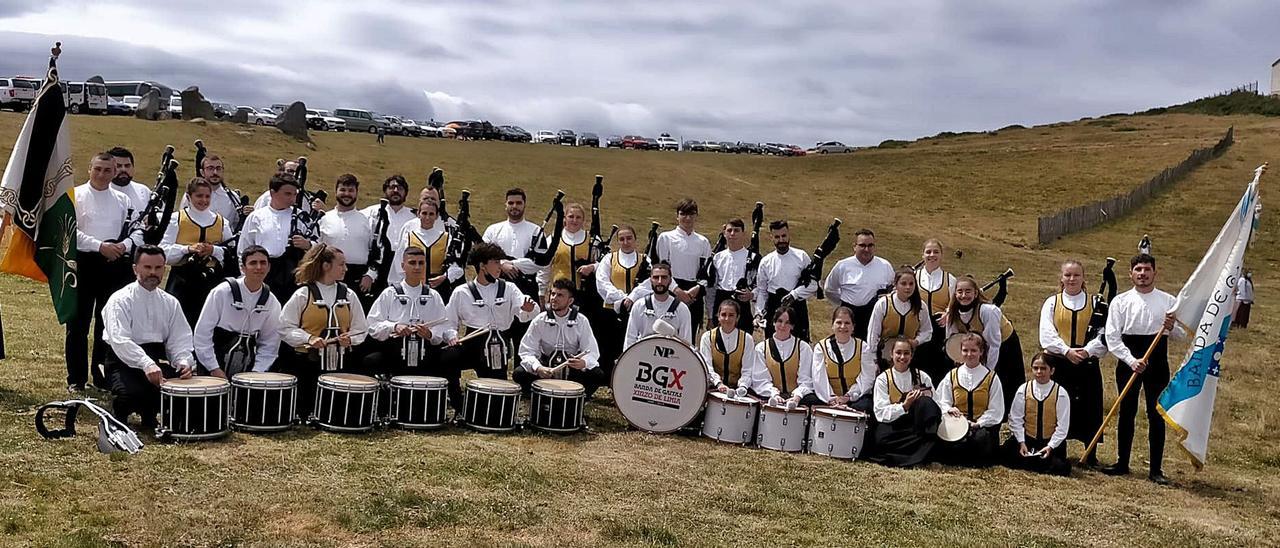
[{"x1": 611, "y1": 335, "x2": 709, "y2": 433}]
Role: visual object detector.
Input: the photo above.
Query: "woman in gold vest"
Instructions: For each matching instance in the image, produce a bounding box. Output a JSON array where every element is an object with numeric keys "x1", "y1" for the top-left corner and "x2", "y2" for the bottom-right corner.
[
  {"x1": 750, "y1": 306, "x2": 814, "y2": 405},
  {"x1": 933, "y1": 333, "x2": 1005, "y2": 467},
  {"x1": 278, "y1": 243, "x2": 369, "y2": 413},
  {"x1": 160, "y1": 178, "x2": 233, "y2": 327},
  {"x1": 391, "y1": 200, "x2": 462, "y2": 303},
  {"x1": 595, "y1": 225, "x2": 643, "y2": 374},
  {"x1": 700, "y1": 300, "x2": 760, "y2": 393},
  {"x1": 545, "y1": 203, "x2": 592, "y2": 299},
  {"x1": 799, "y1": 306, "x2": 876, "y2": 413},
  {"x1": 867, "y1": 337, "x2": 941, "y2": 467},
  {"x1": 915, "y1": 239, "x2": 955, "y2": 385},
  {"x1": 1038, "y1": 260, "x2": 1106, "y2": 467},
  {"x1": 1005, "y1": 353, "x2": 1072, "y2": 476},
  {"x1": 943, "y1": 276, "x2": 1025, "y2": 419},
  {"x1": 867, "y1": 268, "x2": 933, "y2": 372}
]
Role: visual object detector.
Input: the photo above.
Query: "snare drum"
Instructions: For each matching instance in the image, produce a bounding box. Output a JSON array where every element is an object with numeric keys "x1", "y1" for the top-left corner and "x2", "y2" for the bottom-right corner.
[
  {"x1": 387, "y1": 375, "x2": 449, "y2": 430},
  {"x1": 755, "y1": 404, "x2": 809, "y2": 452},
  {"x1": 313, "y1": 373, "x2": 379, "y2": 433},
  {"x1": 230, "y1": 372, "x2": 297, "y2": 432},
  {"x1": 808, "y1": 407, "x2": 869, "y2": 460},
  {"x1": 701, "y1": 392, "x2": 759, "y2": 445},
  {"x1": 529, "y1": 379, "x2": 586, "y2": 433},
  {"x1": 463, "y1": 378, "x2": 521, "y2": 432},
  {"x1": 159, "y1": 377, "x2": 230, "y2": 441}
]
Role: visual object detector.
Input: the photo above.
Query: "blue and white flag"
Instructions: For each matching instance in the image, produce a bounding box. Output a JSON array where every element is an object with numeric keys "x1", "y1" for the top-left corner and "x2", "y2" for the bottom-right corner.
[{"x1": 1157, "y1": 165, "x2": 1264, "y2": 469}]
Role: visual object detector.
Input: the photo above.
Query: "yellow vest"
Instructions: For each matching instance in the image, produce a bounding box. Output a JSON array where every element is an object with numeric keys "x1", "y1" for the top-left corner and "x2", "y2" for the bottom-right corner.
[
  {"x1": 916, "y1": 268, "x2": 951, "y2": 316},
  {"x1": 175, "y1": 209, "x2": 225, "y2": 245},
  {"x1": 407, "y1": 229, "x2": 449, "y2": 277},
  {"x1": 961, "y1": 305, "x2": 1015, "y2": 342},
  {"x1": 880, "y1": 294, "x2": 921, "y2": 340},
  {"x1": 604, "y1": 251, "x2": 639, "y2": 310},
  {"x1": 1025, "y1": 382, "x2": 1060, "y2": 441},
  {"x1": 295, "y1": 284, "x2": 353, "y2": 352},
  {"x1": 763, "y1": 338, "x2": 802, "y2": 396},
  {"x1": 822, "y1": 337, "x2": 865, "y2": 395},
  {"x1": 711, "y1": 328, "x2": 748, "y2": 387},
  {"x1": 1052, "y1": 292, "x2": 1093, "y2": 348},
  {"x1": 882, "y1": 369, "x2": 914, "y2": 403},
  {"x1": 551, "y1": 236, "x2": 589, "y2": 290},
  {"x1": 949, "y1": 367, "x2": 995, "y2": 420}
]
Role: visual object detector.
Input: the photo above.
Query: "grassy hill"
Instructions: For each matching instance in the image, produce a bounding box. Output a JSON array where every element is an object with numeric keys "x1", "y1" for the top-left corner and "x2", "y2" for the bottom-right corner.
[{"x1": 0, "y1": 112, "x2": 1276, "y2": 546}]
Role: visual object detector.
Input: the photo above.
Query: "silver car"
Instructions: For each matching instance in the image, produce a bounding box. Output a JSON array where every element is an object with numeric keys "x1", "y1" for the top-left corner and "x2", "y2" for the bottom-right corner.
[{"x1": 811, "y1": 141, "x2": 854, "y2": 154}]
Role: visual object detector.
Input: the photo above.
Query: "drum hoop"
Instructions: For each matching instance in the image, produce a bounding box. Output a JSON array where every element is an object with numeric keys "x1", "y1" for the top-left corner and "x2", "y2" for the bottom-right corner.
[
  {"x1": 610, "y1": 334, "x2": 709, "y2": 433},
  {"x1": 761, "y1": 403, "x2": 807, "y2": 415},
  {"x1": 318, "y1": 373, "x2": 378, "y2": 391},
  {"x1": 162, "y1": 378, "x2": 230, "y2": 395},
  {"x1": 532, "y1": 379, "x2": 585, "y2": 397},
  {"x1": 232, "y1": 372, "x2": 295, "y2": 384},
  {"x1": 390, "y1": 375, "x2": 448, "y2": 389},
  {"x1": 813, "y1": 407, "x2": 867, "y2": 421}
]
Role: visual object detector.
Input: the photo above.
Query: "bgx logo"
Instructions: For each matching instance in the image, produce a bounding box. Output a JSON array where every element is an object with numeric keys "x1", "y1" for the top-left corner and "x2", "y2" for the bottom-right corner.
[{"x1": 635, "y1": 361, "x2": 686, "y2": 389}]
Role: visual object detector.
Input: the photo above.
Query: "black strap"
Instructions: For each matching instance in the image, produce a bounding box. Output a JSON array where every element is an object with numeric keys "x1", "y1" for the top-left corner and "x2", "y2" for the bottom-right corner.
[
  {"x1": 226, "y1": 277, "x2": 244, "y2": 308},
  {"x1": 768, "y1": 337, "x2": 788, "y2": 394},
  {"x1": 36, "y1": 402, "x2": 80, "y2": 439},
  {"x1": 827, "y1": 335, "x2": 850, "y2": 393}
]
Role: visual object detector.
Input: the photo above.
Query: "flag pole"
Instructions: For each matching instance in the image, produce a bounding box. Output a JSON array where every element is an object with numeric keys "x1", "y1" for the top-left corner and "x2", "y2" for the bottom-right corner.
[{"x1": 1080, "y1": 329, "x2": 1168, "y2": 464}]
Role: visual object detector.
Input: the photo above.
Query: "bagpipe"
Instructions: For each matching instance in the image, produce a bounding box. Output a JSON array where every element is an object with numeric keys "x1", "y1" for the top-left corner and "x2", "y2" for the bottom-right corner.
[
  {"x1": 579, "y1": 175, "x2": 616, "y2": 302},
  {"x1": 174, "y1": 141, "x2": 235, "y2": 280},
  {"x1": 526, "y1": 190, "x2": 566, "y2": 266},
  {"x1": 131, "y1": 145, "x2": 181, "y2": 246},
  {"x1": 795, "y1": 217, "x2": 841, "y2": 301},
  {"x1": 448, "y1": 189, "x2": 483, "y2": 268},
  {"x1": 697, "y1": 228, "x2": 728, "y2": 286},
  {"x1": 1085, "y1": 257, "x2": 1118, "y2": 341},
  {"x1": 367, "y1": 197, "x2": 396, "y2": 296},
  {"x1": 737, "y1": 202, "x2": 765, "y2": 294},
  {"x1": 281, "y1": 156, "x2": 325, "y2": 276},
  {"x1": 428, "y1": 167, "x2": 449, "y2": 221},
  {"x1": 982, "y1": 267, "x2": 1014, "y2": 307},
  {"x1": 634, "y1": 220, "x2": 661, "y2": 284}
]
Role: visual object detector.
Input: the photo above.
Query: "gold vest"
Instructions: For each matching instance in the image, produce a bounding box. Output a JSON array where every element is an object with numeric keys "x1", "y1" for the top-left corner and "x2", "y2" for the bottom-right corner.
[
  {"x1": 175, "y1": 209, "x2": 225, "y2": 245},
  {"x1": 764, "y1": 338, "x2": 803, "y2": 396},
  {"x1": 711, "y1": 328, "x2": 748, "y2": 387},
  {"x1": 917, "y1": 268, "x2": 951, "y2": 316},
  {"x1": 961, "y1": 306, "x2": 1015, "y2": 342},
  {"x1": 551, "y1": 236, "x2": 589, "y2": 290},
  {"x1": 950, "y1": 367, "x2": 995, "y2": 420},
  {"x1": 883, "y1": 370, "x2": 913, "y2": 403},
  {"x1": 295, "y1": 284, "x2": 353, "y2": 352},
  {"x1": 407, "y1": 229, "x2": 449, "y2": 277},
  {"x1": 880, "y1": 294, "x2": 921, "y2": 340},
  {"x1": 1052, "y1": 292, "x2": 1093, "y2": 348},
  {"x1": 822, "y1": 337, "x2": 865, "y2": 395},
  {"x1": 604, "y1": 251, "x2": 639, "y2": 310},
  {"x1": 1025, "y1": 382, "x2": 1060, "y2": 441}
]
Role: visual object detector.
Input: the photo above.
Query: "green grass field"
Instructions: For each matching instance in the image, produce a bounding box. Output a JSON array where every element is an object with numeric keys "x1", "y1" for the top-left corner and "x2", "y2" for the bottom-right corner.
[{"x1": 0, "y1": 112, "x2": 1276, "y2": 546}]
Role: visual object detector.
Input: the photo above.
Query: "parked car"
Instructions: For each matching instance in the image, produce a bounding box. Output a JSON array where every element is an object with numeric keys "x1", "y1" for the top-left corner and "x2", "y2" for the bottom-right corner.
[
  {"x1": 534, "y1": 130, "x2": 557, "y2": 144},
  {"x1": 305, "y1": 109, "x2": 346, "y2": 131},
  {"x1": 106, "y1": 95, "x2": 134, "y2": 116},
  {"x1": 0, "y1": 77, "x2": 37, "y2": 111},
  {"x1": 644, "y1": 137, "x2": 660, "y2": 150},
  {"x1": 62, "y1": 81, "x2": 108, "y2": 114},
  {"x1": 701, "y1": 141, "x2": 722, "y2": 153},
  {"x1": 578, "y1": 132, "x2": 600, "y2": 147},
  {"x1": 123, "y1": 95, "x2": 142, "y2": 111},
  {"x1": 605, "y1": 135, "x2": 624, "y2": 148},
  {"x1": 168, "y1": 97, "x2": 182, "y2": 117},
  {"x1": 655, "y1": 135, "x2": 679, "y2": 151},
  {"x1": 400, "y1": 118, "x2": 423, "y2": 136},
  {"x1": 237, "y1": 106, "x2": 276, "y2": 126},
  {"x1": 419, "y1": 121, "x2": 446, "y2": 138},
  {"x1": 621, "y1": 135, "x2": 648, "y2": 149},
  {"x1": 785, "y1": 144, "x2": 807, "y2": 156},
  {"x1": 498, "y1": 125, "x2": 531, "y2": 142},
  {"x1": 684, "y1": 140, "x2": 705, "y2": 151},
  {"x1": 211, "y1": 102, "x2": 236, "y2": 119},
  {"x1": 556, "y1": 129, "x2": 577, "y2": 146},
  {"x1": 810, "y1": 141, "x2": 854, "y2": 154},
  {"x1": 103, "y1": 80, "x2": 173, "y2": 111},
  {"x1": 371, "y1": 113, "x2": 401, "y2": 135},
  {"x1": 447, "y1": 120, "x2": 501, "y2": 140},
  {"x1": 333, "y1": 108, "x2": 386, "y2": 133}
]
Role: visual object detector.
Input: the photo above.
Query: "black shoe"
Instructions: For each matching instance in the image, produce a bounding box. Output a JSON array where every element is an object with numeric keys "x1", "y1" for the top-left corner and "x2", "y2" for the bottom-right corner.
[
  {"x1": 1148, "y1": 472, "x2": 1170, "y2": 485},
  {"x1": 66, "y1": 384, "x2": 85, "y2": 394},
  {"x1": 1101, "y1": 464, "x2": 1130, "y2": 476}
]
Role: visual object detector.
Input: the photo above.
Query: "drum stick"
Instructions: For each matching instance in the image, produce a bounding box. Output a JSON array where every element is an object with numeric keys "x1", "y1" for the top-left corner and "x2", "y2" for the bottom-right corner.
[
  {"x1": 456, "y1": 328, "x2": 491, "y2": 344},
  {"x1": 321, "y1": 330, "x2": 366, "y2": 345},
  {"x1": 547, "y1": 351, "x2": 589, "y2": 375}
]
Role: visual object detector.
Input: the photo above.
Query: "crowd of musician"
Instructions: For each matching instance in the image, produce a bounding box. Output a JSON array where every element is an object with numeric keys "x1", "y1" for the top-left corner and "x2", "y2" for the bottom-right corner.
[{"x1": 67, "y1": 142, "x2": 1184, "y2": 482}]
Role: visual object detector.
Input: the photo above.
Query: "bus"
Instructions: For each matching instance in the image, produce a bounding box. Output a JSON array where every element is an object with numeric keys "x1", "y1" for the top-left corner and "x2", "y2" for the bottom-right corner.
[{"x1": 103, "y1": 80, "x2": 173, "y2": 111}]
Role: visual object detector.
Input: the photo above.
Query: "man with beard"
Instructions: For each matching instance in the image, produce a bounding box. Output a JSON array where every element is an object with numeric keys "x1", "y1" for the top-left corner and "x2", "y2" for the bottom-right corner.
[
  {"x1": 318, "y1": 174, "x2": 376, "y2": 306},
  {"x1": 101, "y1": 245, "x2": 197, "y2": 429},
  {"x1": 624, "y1": 263, "x2": 692, "y2": 348},
  {"x1": 180, "y1": 154, "x2": 251, "y2": 229},
  {"x1": 238, "y1": 174, "x2": 310, "y2": 303},
  {"x1": 753, "y1": 220, "x2": 817, "y2": 341},
  {"x1": 106, "y1": 147, "x2": 150, "y2": 215},
  {"x1": 823, "y1": 228, "x2": 895, "y2": 340},
  {"x1": 66, "y1": 153, "x2": 137, "y2": 393},
  {"x1": 483, "y1": 188, "x2": 543, "y2": 299},
  {"x1": 706, "y1": 218, "x2": 754, "y2": 333},
  {"x1": 360, "y1": 175, "x2": 417, "y2": 274}
]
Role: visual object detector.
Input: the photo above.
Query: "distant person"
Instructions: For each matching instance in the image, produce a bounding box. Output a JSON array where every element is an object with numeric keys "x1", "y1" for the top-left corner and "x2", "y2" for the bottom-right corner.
[
  {"x1": 376, "y1": 124, "x2": 386, "y2": 144},
  {"x1": 1232, "y1": 270, "x2": 1253, "y2": 329}
]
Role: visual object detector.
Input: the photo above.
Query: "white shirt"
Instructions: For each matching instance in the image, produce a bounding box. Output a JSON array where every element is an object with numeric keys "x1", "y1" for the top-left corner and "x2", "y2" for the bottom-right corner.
[
  {"x1": 596, "y1": 250, "x2": 640, "y2": 308},
  {"x1": 279, "y1": 282, "x2": 369, "y2": 348},
  {"x1": 319, "y1": 208, "x2": 374, "y2": 265},
  {"x1": 1009, "y1": 380, "x2": 1071, "y2": 448},
  {"x1": 934, "y1": 365, "x2": 1006, "y2": 428},
  {"x1": 944, "y1": 304, "x2": 1004, "y2": 368},
  {"x1": 749, "y1": 335, "x2": 813, "y2": 399},
  {"x1": 237, "y1": 205, "x2": 293, "y2": 258},
  {"x1": 483, "y1": 219, "x2": 542, "y2": 275},
  {"x1": 709, "y1": 247, "x2": 750, "y2": 292},
  {"x1": 518, "y1": 308, "x2": 601, "y2": 374},
  {"x1": 866, "y1": 293, "x2": 934, "y2": 350},
  {"x1": 181, "y1": 183, "x2": 244, "y2": 229},
  {"x1": 366, "y1": 282, "x2": 452, "y2": 344},
  {"x1": 111, "y1": 180, "x2": 150, "y2": 216},
  {"x1": 160, "y1": 207, "x2": 232, "y2": 264},
  {"x1": 916, "y1": 266, "x2": 957, "y2": 310},
  {"x1": 1038, "y1": 291, "x2": 1107, "y2": 358},
  {"x1": 538, "y1": 229, "x2": 588, "y2": 289},
  {"x1": 656, "y1": 227, "x2": 711, "y2": 281},
  {"x1": 624, "y1": 293, "x2": 692, "y2": 348},
  {"x1": 753, "y1": 248, "x2": 817, "y2": 312},
  {"x1": 389, "y1": 220, "x2": 462, "y2": 284},
  {"x1": 361, "y1": 203, "x2": 418, "y2": 244},
  {"x1": 823, "y1": 255, "x2": 895, "y2": 307},
  {"x1": 192, "y1": 278, "x2": 282, "y2": 372},
  {"x1": 803, "y1": 336, "x2": 877, "y2": 402},
  {"x1": 1105, "y1": 288, "x2": 1184, "y2": 366},
  {"x1": 73, "y1": 183, "x2": 134, "y2": 253},
  {"x1": 700, "y1": 327, "x2": 760, "y2": 388},
  {"x1": 873, "y1": 368, "x2": 934, "y2": 424},
  {"x1": 103, "y1": 282, "x2": 194, "y2": 373},
  {"x1": 1236, "y1": 278, "x2": 1254, "y2": 303},
  {"x1": 445, "y1": 279, "x2": 539, "y2": 333}
]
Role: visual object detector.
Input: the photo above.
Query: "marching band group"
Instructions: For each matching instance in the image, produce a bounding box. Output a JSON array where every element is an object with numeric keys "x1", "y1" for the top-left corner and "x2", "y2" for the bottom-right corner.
[{"x1": 67, "y1": 143, "x2": 1184, "y2": 483}]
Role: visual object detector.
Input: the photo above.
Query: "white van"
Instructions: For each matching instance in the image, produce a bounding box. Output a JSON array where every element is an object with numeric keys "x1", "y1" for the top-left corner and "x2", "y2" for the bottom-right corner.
[{"x1": 63, "y1": 81, "x2": 108, "y2": 114}]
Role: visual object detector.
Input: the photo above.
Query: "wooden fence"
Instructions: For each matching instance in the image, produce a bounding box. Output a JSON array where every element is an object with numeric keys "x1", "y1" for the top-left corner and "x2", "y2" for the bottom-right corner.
[{"x1": 1037, "y1": 127, "x2": 1234, "y2": 245}]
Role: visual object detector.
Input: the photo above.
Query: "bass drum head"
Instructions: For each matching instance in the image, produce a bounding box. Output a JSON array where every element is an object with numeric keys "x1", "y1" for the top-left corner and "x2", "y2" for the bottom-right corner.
[{"x1": 611, "y1": 335, "x2": 709, "y2": 433}]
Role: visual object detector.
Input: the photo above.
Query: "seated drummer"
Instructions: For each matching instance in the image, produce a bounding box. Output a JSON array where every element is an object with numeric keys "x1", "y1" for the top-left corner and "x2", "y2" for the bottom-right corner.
[
  {"x1": 701, "y1": 300, "x2": 762, "y2": 394},
  {"x1": 933, "y1": 333, "x2": 1006, "y2": 467},
  {"x1": 192, "y1": 245, "x2": 283, "y2": 378},
  {"x1": 515, "y1": 279, "x2": 606, "y2": 396},
  {"x1": 623, "y1": 262, "x2": 693, "y2": 348},
  {"x1": 866, "y1": 337, "x2": 941, "y2": 468},
  {"x1": 278, "y1": 243, "x2": 369, "y2": 413},
  {"x1": 365, "y1": 246, "x2": 454, "y2": 377},
  {"x1": 102, "y1": 245, "x2": 197, "y2": 429},
  {"x1": 796, "y1": 306, "x2": 876, "y2": 413},
  {"x1": 750, "y1": 306, "x2": 814, "y2": 406},
  {"x1": 1005, "y1": 353, "x2": 1072, "y2": 476}
]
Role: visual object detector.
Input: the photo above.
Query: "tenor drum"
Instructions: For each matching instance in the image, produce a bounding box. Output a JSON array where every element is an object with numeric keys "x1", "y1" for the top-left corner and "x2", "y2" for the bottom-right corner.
[
  {"x1": 463, "y1": 378, "x2": 521, "y2": 433},
  {"x1": 611, "y1": 335, "x2": 710, "y2": 433},
  {"x1": 755, "y1": 403, "x2": 809, "y2": 452},
  {"x1": 159, "y1": 377, "x2": 230, "y2": 441},
  {"x1": 808, "y1": 407, "x2": 869, "y2": 460},
  {"x1": 387, "y1": 375, "x2": 449, "y2": 430},
  {"x1": 313, "y1": 373, "x2": 379, "y2": 433},
  {"x1": 230, "y1": 372, "x2": 297, "y2": 432},
  {"x1": 529, "y1": 379, "x2": 586, "y2": 433},
  {"x1": 701, "y1": 392, "x2": 759, "y2": 445}
]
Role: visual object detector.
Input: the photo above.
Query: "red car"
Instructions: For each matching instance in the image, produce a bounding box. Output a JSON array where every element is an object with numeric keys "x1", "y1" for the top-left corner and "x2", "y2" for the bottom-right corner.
[{"x1": 622, "y1": 135, "x2": 650, "y2": 149}]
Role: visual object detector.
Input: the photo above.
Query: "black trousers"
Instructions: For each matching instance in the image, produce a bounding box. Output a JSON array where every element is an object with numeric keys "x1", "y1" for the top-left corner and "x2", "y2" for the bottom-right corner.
[
  {"x1": 267, "y1": 255, "x2": 299, "y2": 304},
  {"x1": 595, "y1": 305, "x2": 629, "y2": 379},
  {"x1": 675, "y1": 278, "x2": 705, "y2": 333},
  {"x1": 841, "y1": 299, "x2": 878, "y2": 342},
  {"x1": 1003, "y1": 436, "x2": 1071, "y2": 476},
  {"x1": 1048, "y1": 353, "x2": 1104, "y2": 447},
  {"x1": 358, "y1": 339, "x2": 446, "y2": 379},
  {"x1": 512, "y1": 366, "x2": 607, "y2": 397},
  {"x1": 343, "y1": 263, "x2": 375, "y2": 311},
  {"x1": 763, "y1": 289, "x2": 810, "y2": 342},
  {"x1": 166, "y1": 262, "x2": 223, "y2": 329},
  {"x1": 868, "y1": 397, "x2": 941, "y2": 468},
  {"x1": 1115, "y1": 334, "x2": 1170, "y2": 474},
  {"x1": 65, "y1": 251, "x2": 132, "y2": 388},
  {"x1": 713, "y1": 289, "x2": 755, "y2": 333},
  {"x1": 105, "y1": 343, "x2": 177, "y2": 426}
]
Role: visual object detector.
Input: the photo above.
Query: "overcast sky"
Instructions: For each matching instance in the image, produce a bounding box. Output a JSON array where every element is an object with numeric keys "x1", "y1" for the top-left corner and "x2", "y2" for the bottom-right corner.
[{"x1": 0, "y1": 1, "x2": 1275, "y2": 145}]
